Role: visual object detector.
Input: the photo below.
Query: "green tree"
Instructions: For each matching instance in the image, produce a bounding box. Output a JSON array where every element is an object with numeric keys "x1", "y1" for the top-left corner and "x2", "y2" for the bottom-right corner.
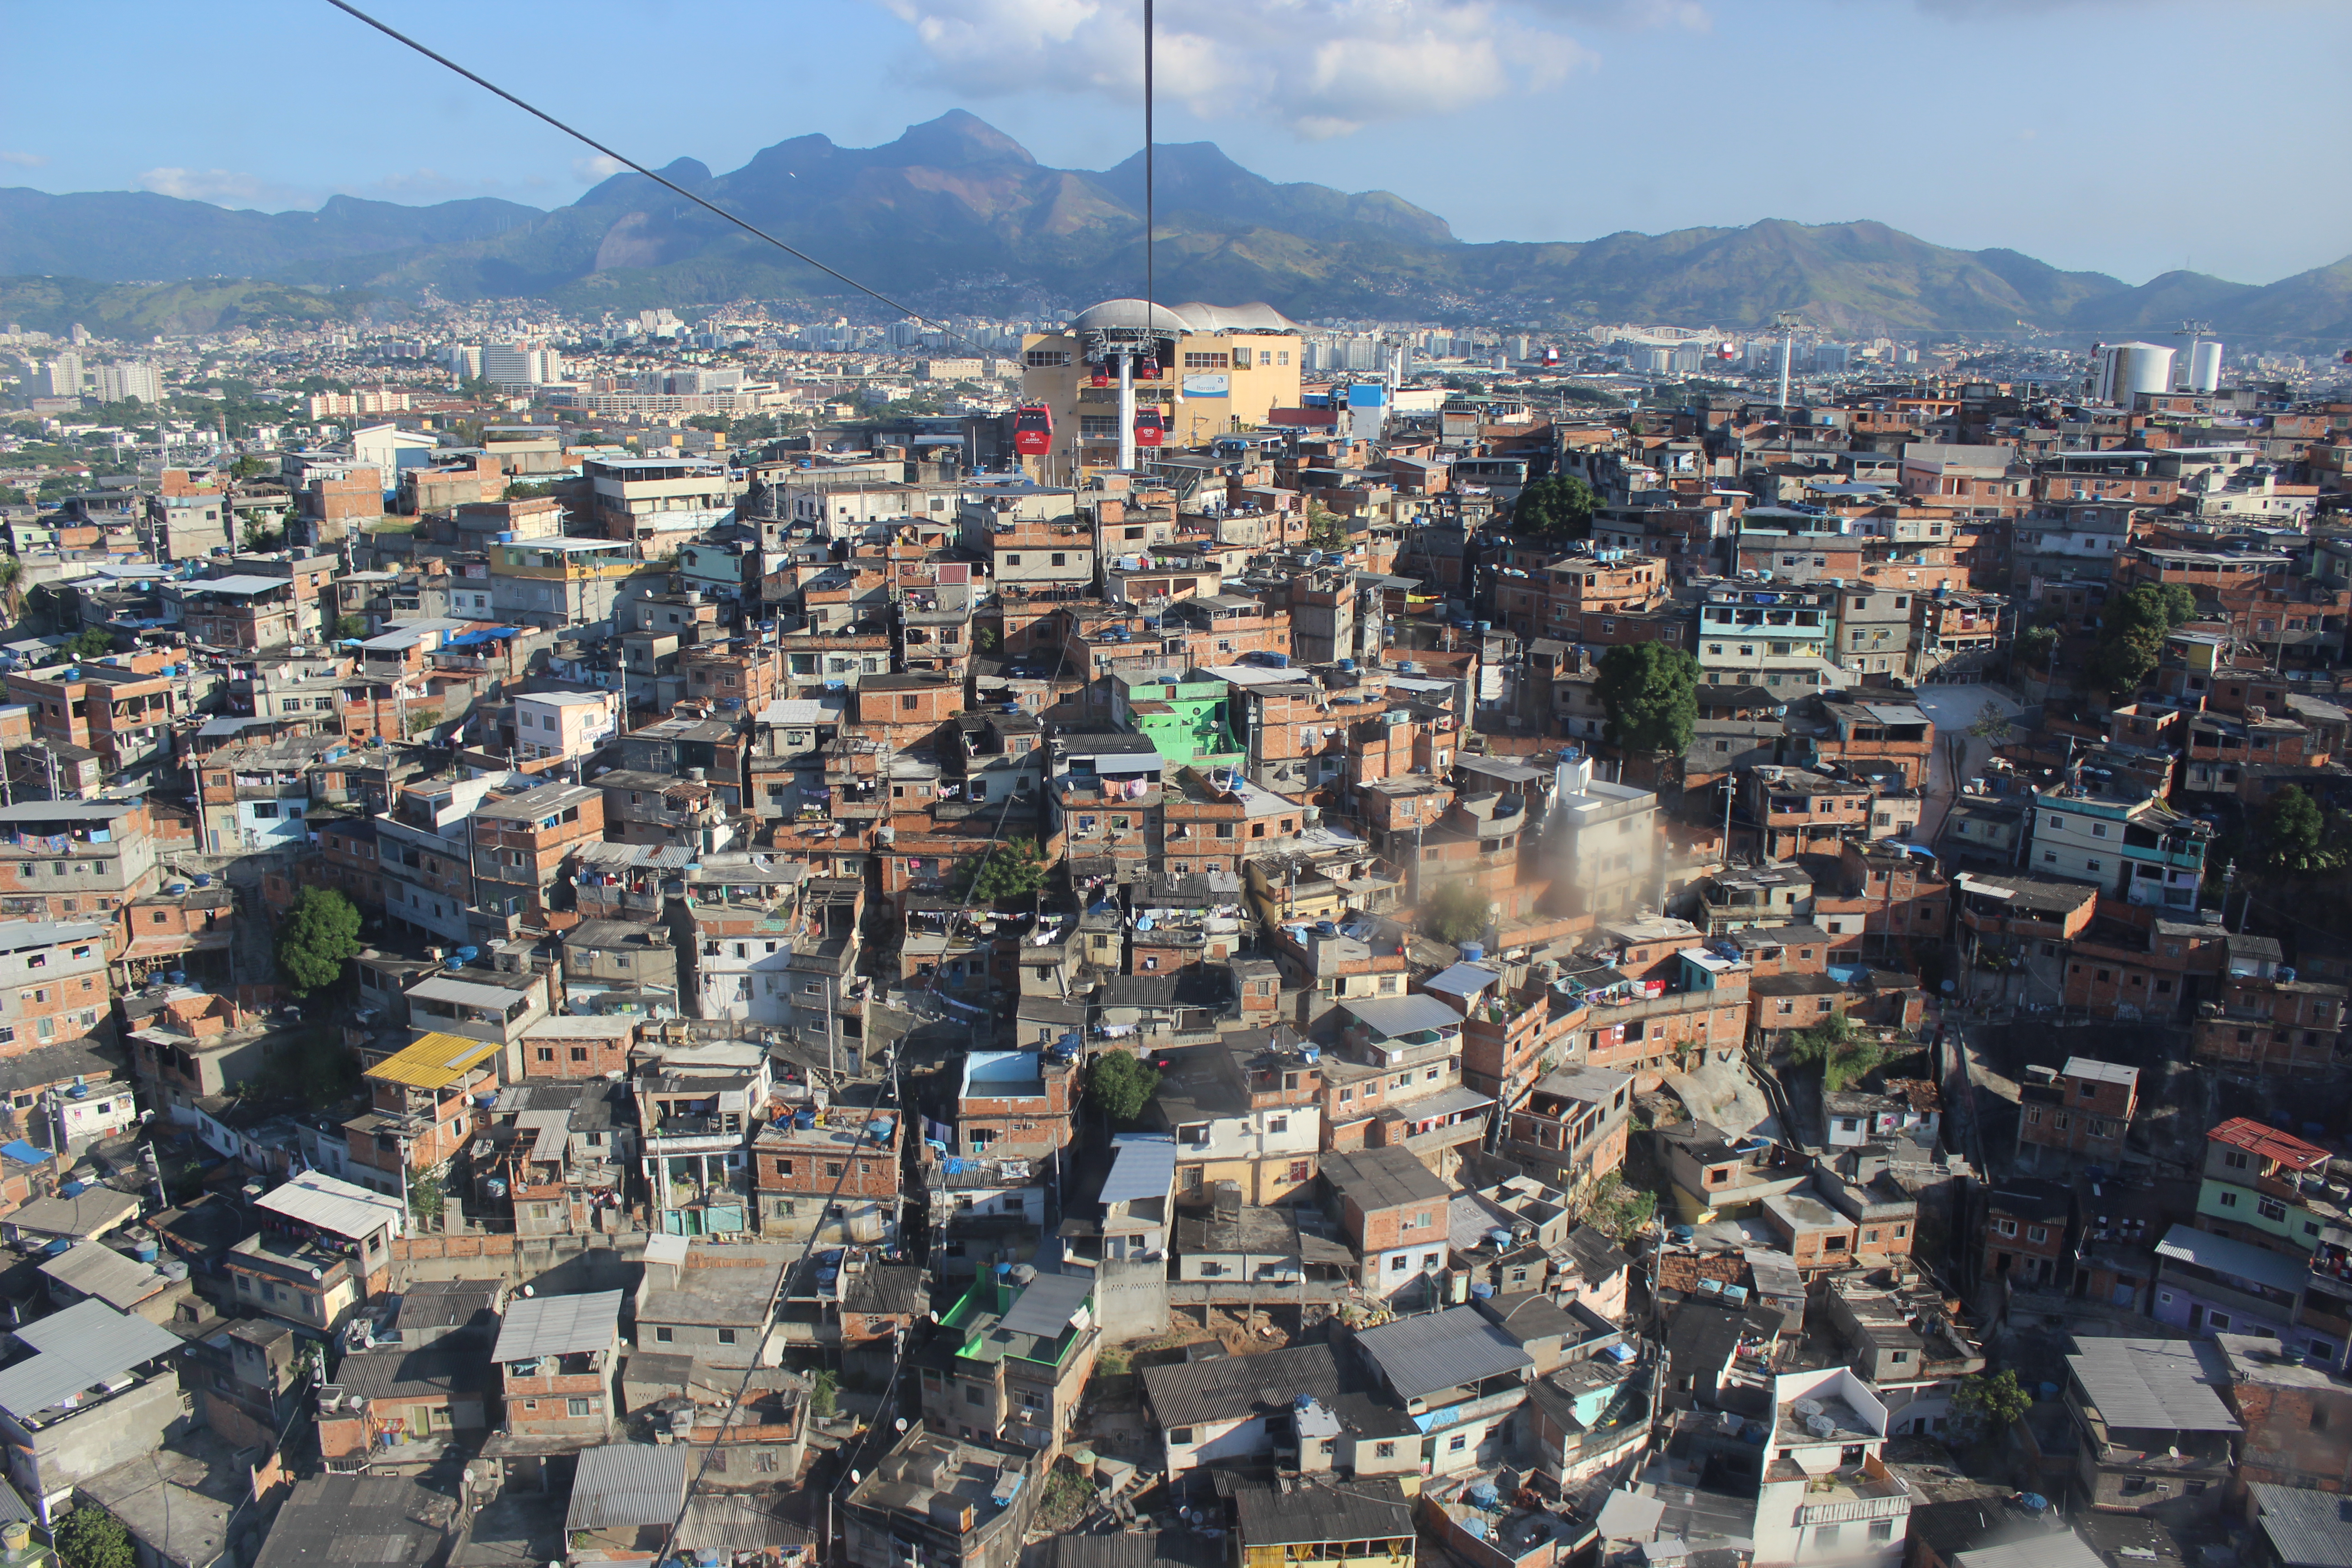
[
  {"x1": 1305, "y1": 503, "x2": 1348, "y2": 551},
  {"x1": 227, "y1": 453, "x2": 267, "y2": 481},
  {"x1": 1509, "y1": 474, "x2": 1596, "y2": 542},
  {"x1": 240, "y1": 519, "x2": 284, "y2": 553},
  {"x1": 2087, "y1": 627, "x2": 2161, "y2": 697},
  {"x1": 334, "y1": 615, "x2": 369, "y2": 640},
  {"x1": 2013, "y1": 623, "x2": 2058, "y2": 672},
  {"x1": 957, "y1": 837, "x2": 1047, "y2": 902},
  {"x1": 54, "y1": 1505, "x2": 135, "y2": 1568},
  {"x1": 1951, "y1": 1369, "x2": 2034, "y2": 1438},
  {"x1": 2256, "y1": 784, "x2": 2337, "y2": 873},
  {"x1": 62, "y1": 627, "x2": 114, "y2": 661},
  {"x1": 1785, "y1": 1013, "x2": 1887, "y2": 1093},
  {"x1": 407, "y1": 1167, "x2": 444, "y2": 1225},
  {"x1": 275, "y1": 887, "x2": 363, "y2": 995},
  {"x1": 503, "y1": 480, "x2": 555, "y2": 501},
  {"x1": 1085, "y1": 1050, "x2": 1162, "y2": 1126},
  {"x1": 1420, "y1": 881, "x2": 1491, "y2": 946},
  {"x1": 1966, "y1": 701, "x2": 2015, "y2": 746},
  {"x1": 810, "y1": 1369, "x2": 838, "y2": 1419},
  {"x1": 1595, "y1": 642, "x2": 1700, "y2": 757}
]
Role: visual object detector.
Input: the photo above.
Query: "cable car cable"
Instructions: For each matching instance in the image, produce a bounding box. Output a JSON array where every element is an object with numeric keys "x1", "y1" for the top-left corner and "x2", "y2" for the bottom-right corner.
[{"x1": 323, "y1": 0, "x2": 991, "y2": 356}]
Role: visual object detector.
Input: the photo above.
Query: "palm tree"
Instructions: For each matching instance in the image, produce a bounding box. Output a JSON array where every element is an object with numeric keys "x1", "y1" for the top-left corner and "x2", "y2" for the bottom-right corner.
[{"x1": 0, "y1": 558, "x2": 24, "y2": 628}]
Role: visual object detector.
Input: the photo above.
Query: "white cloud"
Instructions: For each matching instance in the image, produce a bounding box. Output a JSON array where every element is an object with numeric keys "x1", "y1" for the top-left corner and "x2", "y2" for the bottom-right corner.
[
  {"x1": 135, "y1": 167, "x2": 274, "y2": 203},
  {"x1": 876, "y1": 0, "x2": 1602, "y2": 139},
  {"x1": 0, "y1": 151, "x2": 47, "y2": 169},
  {"x1": 573, "y1": 155, "x2": 629, "y2": 181}
]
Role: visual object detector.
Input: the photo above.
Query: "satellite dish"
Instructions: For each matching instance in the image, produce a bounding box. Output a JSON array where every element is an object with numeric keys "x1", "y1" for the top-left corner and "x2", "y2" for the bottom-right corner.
[
  {"x1": 848, "y1": 1470, "x2": 861, "y2": 1486},
  {"x1": 895, "y1": 1418, "x2": 909, "y2": 1432}
]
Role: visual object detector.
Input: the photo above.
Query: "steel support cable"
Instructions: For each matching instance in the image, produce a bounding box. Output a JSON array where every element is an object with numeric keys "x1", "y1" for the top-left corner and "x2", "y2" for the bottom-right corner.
[{"x1": 324, "y1": 0, "x2": 991, "y2": 355}]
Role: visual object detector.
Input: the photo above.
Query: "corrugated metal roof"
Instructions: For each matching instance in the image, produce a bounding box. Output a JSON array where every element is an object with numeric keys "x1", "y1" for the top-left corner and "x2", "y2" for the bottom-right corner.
[
  {"x1": 514, "y1": 1110, "x2": 571, "y2": 1163},
  {"x1": 2208, "y1": 1117, "x2": 2329, "y2": 1169},
  {"x1": 2253, "y1": 1483, "x2": 2352, "y2": 1568},
  {"x1": 494, "y1": 1289, "x2": 623, "y2": 1362},
  {"x1": 564, "y1": 1444, "x2": 686, "y2": 1532},
  {"x1": 2063, "y1": 1057, "x2": 2139, "y2": 1088},
  {"x1": 1396, "y1": 1083, "x2": 1494, "y2": 1121},
  {"x1": 1099, "y1": 1134, "x2": 1177, "y2": 1206},
  {"x1": 2156, "y1": 1222, "x2": 2309, "y2": 1295},
  {"x1": 1336, "y1": 994, "x2": 1460, "y2": 1039},
  {"x1": 365, "y1": 1030, "x2": 504, "y2": 1089},
  {"x1": 406, "y1": 975, "x2": 536, "y2": 1012},
  {"x1": 1140, "y1": 1342, "x2": 1343, "y2": 1427},
  {"x1": 0, "y1": 1298, "x2": 180, "y2": 1417},
  {"x1": 1355, "y1": 1304, "x2": 1533, "y2": 1401},
  {"x1": 255, "y1": 1172, "x2": 406, "y2": 1240},
  {"x1": 997, "y1": 1272, "x2": 1095, "y2": 1338},
  {"x1": 38, "y1": 1241, "x2": 166, "y2": 1308},
  {"x1": 1420, "y1": 962, "x2": 1501, "y2": 1000},
  {"x1": 2065, "y1": 1334, "x2": 2239, "y2": 1432}
]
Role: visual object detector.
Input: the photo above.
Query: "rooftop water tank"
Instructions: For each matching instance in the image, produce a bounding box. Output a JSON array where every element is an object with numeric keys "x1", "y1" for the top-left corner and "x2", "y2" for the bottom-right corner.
[
  {"x1": 1461, "y1": 942, "x2": 1484, "y2": 962},
  {"x1": 191, "y1": 873, "x2": 212, "y2": 887}
]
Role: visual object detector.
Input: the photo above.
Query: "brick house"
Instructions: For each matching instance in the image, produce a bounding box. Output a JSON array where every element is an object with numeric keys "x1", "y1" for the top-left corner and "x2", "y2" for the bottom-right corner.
[
  {"x1": 2015, "y1": 1058, "x2": 2137, "y2": 1171},
  {"x1": 1983, "y1": 1180, "x2": 2071, "y2": 1289},
  {"x1": 1316, "y1": 1146, "x2": 1455, "y2": 1292},
  {"x1": 752, "y1": 1090, "x2": 902, "y2": 1243},
  {"x1": 489, "y1": 1288, "x2": 624, "y2": 1485}
]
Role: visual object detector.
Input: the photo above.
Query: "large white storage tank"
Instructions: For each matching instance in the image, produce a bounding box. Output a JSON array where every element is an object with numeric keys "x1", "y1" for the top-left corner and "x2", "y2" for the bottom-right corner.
[
  {"x1": 2187, "y1": 340, "x2": 2224, "y2": 392},
  {"x1": 2098, "y1": 341, "x2": 2175, "y2": 404}
]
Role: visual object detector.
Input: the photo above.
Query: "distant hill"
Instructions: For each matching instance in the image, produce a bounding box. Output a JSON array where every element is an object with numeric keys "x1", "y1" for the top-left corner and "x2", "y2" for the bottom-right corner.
[{"x1": 0, "y1": 112, "x2": 2337, "y2": 339}]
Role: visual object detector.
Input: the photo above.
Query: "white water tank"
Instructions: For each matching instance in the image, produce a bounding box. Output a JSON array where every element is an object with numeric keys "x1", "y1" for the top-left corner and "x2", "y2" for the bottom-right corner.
[
  {"x1": 2187, "y1": 340, "x2": 2224, "y2": 392},
  {"x1": 2098, "y1": 341, "x2": 2175, "y2": 404}
]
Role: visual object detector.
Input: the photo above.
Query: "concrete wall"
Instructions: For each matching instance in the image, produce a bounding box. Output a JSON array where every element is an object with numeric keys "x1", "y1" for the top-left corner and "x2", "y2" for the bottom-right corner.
[
  {"x1": 1090, "y1": 1255, "x2": 1169, "y2": 1342},
  {"x1": 10, "y1": 1376, "x2": 187, "y2": 1522}
]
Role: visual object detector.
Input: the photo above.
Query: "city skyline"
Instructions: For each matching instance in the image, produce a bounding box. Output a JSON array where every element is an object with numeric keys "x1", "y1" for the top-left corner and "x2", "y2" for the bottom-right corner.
[{"x1": 0, "y1": 0, "x2": 2346, "y2": 290}]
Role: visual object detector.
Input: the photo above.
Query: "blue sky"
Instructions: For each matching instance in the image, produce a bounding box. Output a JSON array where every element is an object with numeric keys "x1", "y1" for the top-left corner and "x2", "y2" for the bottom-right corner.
[{"x1": 2, "y1": 0, "x2": 2345, "y2": 287}]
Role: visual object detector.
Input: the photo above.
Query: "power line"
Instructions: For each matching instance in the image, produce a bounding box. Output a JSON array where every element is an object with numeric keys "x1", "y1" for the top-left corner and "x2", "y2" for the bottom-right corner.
[{"x1": 320, "y1": 0, "x2": 989, "y2": 355}]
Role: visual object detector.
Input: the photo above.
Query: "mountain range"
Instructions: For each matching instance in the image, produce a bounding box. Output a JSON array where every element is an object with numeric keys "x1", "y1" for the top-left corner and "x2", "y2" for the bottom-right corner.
[{"x1": 3, "y1": 110, "x2": 2349, "y2": 342}]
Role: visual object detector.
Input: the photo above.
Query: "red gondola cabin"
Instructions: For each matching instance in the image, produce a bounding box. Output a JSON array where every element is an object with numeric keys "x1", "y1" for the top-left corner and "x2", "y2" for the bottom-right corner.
[
  {"x1": 1013, "y1": 405, "x2": 1053, "y2": 456},
  {"x1": 1134, "y1": 410, "x2": 1165, "y2": 447}
]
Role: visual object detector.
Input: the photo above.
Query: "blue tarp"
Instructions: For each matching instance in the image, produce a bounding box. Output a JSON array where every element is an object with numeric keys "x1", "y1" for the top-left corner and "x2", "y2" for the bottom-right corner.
[
  {"x1": 444, "y1": 627, "x2": 522, "y2": 647},
  {"x1": 0, "y1": 1141, "x2": 49, "y2": 1167}
]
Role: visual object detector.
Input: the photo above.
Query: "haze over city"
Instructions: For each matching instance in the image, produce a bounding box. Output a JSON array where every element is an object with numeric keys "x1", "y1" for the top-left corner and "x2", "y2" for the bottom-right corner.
[{"x1": 0, "y1": 8, "x2": 2348, "y2": 1568}]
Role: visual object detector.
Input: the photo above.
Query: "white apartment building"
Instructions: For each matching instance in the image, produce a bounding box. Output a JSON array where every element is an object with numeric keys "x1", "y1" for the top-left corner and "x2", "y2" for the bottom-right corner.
[
  {"x1": 513, "y1": 691, "x2": 618, "y2": 762},
  {"x1": 1752, "y1": 1367, "x2": 1911, "y2": 1568}
]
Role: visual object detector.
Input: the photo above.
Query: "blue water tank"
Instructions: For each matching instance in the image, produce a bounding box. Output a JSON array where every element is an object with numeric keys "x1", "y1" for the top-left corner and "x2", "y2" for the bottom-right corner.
[
  {"x1": 166, "y1": 971, "x2": 186, "y2": 987},
  {"x1": 452, "y1": 946, "x2": 479, "y2": 965},
  {"x1": 483, "y1": 1177, "x2": 508, "y2": 1199},
  {"x1": 1338, "y1": 658, "x2": 1355, "y2": 672},
  {"x1": 132, "y1": 1240, "x2": 159, "y2": 1263},
  {"x1": 43, "y1": 1239, "x2": 69, "y2": 1257},
  {"x1": 496, "y1": 532, "x2": 516, "y2": 544},
  {"x1": 191, "y1": 873, "x2": 212, "y2": 887},
  {"x1": 1461, "y1": 942, "x2": 1484, "y2": 962},
  {"x1": 1469, "y1": 1282, "x2": 1494, "y2": 1298}
]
